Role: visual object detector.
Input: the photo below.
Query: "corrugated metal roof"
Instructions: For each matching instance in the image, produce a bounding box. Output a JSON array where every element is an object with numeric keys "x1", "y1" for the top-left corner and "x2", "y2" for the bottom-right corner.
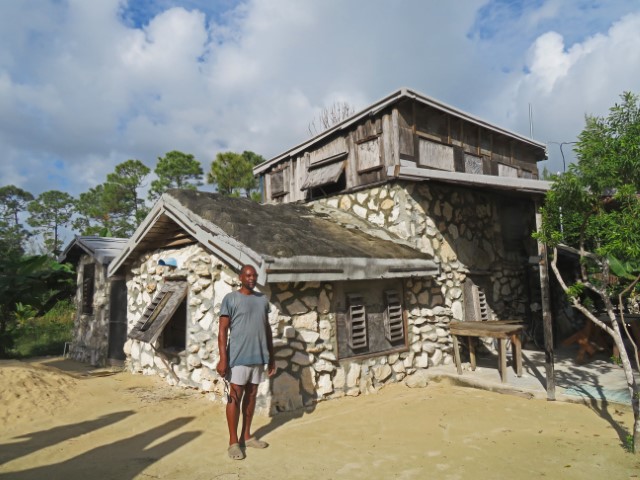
[{"x1": 59, "y1": 236, "x2": 128, "y2": 265}]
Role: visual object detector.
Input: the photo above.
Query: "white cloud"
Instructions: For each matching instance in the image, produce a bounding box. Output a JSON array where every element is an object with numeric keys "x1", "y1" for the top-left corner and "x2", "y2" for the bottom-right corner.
[{"x1": 0, "y1": 0, "x2": 639, "y2": 199}]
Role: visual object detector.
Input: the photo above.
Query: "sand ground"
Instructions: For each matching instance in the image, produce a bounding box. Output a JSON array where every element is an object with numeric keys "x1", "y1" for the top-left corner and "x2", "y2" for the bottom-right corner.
[{"x1": 0, "y1": 357, "x2": 639, "y2": 480}]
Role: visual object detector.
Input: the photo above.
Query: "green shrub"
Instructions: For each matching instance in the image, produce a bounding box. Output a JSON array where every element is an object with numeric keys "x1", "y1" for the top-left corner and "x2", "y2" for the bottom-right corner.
[{"x1": 8, "y1": 299, "x2": 75, "y2": 358}]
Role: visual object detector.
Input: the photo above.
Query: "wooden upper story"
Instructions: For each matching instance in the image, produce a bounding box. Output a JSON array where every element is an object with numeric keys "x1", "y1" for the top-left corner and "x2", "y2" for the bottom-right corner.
[{"x1": 255, "y1": 88, "x2": 548, "y2": 204}]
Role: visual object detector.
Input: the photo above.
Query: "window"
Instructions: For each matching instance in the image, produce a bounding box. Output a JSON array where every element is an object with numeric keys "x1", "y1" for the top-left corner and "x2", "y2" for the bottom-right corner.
[
  {"x1": 82, "y1": 264, "x2": 95, "y2": 315},
  {"x1": 464, "y1": 153, "x2": 483, "y2": 175},
  {"x1": 270, "y1": 168, "x2": 287, "y2": 198},
  {"x1": 335, "y1": 281, "x2": 407, "y2": 359},
  {"x1": 356, "y1": 137, "x2": 382, "y2": 172},
  {"x1": 129, "y1": 282, "x2": 188, "y2": 352},
  {"x1": 418, "y1": 138, "x2": 455, "y2": 171}
]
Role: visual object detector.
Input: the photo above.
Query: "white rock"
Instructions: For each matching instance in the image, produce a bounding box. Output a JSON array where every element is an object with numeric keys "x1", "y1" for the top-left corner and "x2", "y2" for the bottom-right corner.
[
  {"x1": 373, "y1": 364, "x2": 392, "y2": 381},
  {"x1": 346, "y1": 363, "x2": 361, "y2": 388},
  {"x1": 298, "y1": 330, "x2": 320, "y2": 344},
  {"x1": 317, "y1": 373, "x2": 333, "y2": 396},
  {"x1": 292, "y1": 311, "x2": 318, "y2": 331},
  {"x1": 333, "y1": 368, "x2": 346, "y2": 389},
  {"x1": 405, "y1": 370, "x2": 430, "y2": 388},
  {"x1": 291, "y1": 351, "x2": 313, "y2": 366}
]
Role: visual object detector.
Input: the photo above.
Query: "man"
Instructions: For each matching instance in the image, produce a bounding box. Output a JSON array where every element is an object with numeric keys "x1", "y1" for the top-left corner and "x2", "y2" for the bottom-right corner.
[{"x1": 216, "y1": 264, "x2": 276, "y2": 460}]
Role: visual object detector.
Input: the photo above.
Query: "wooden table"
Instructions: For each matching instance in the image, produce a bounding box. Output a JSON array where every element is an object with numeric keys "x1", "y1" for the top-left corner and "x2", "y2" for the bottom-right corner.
[{"x1": 450, "y1": 321, "x2": 524, "y2": 383}]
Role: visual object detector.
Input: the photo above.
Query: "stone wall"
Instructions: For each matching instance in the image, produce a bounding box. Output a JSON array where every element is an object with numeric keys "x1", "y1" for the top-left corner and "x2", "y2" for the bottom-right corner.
[
  {"x1": 314, "y1": 181, "x2": 538, "y2": 330},
  {"x1": 124, "y1": 243, "x2": 451, "y2": 415},
  {"x1": 70, "y1": 255, "x2": 111, "y2": 366}
]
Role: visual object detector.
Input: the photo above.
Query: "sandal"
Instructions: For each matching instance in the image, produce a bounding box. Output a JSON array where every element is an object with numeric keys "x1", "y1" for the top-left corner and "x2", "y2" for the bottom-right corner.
[
  {"x1": 228, "y1": 443, "x2": 245, "y2": 460},
  {"x1": 242, "y1": 437, "x2": 269, "y2": 449}
]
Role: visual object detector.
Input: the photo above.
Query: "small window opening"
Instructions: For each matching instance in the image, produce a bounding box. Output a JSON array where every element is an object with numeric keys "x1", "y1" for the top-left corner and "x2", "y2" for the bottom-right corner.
[{"x1": 82, "y1": 263, "x2": 95, "y2": 315}]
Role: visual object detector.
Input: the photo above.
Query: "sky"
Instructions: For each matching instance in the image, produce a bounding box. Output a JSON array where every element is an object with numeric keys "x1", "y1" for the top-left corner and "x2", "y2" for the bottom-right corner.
[{"x1": 1, "y1": 0, "x2": 640, "y2": 204}]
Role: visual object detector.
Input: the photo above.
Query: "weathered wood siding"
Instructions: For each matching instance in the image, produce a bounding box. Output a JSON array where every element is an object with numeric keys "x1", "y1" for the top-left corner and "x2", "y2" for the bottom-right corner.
[{"x1": 261, "y1": 97, "x2": 543, "y2": 204}]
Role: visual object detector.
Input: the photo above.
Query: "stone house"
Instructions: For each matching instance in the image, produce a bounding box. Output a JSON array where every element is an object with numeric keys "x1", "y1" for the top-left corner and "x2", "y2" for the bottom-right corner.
[
  {"x1": 59, "y1": 236, "x2": 128, "y2": 366},
  {"x1": 106, "y1": 87, "x2": 550, "y2": 414}
]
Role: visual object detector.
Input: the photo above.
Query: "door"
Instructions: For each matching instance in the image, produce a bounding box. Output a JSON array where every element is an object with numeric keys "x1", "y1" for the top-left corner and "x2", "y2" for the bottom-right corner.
[{"x1": 108, "y1": 279, "x2": 127, "y2": 362}]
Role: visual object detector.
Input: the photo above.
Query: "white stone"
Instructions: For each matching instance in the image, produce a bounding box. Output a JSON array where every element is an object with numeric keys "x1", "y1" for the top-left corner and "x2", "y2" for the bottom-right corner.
[
  {"x1": 301, "y1": 367, "x2": 316, "y2": 394},
  {"x1": 291, "y1": 352, "x2": 313, "y2": 366},
  {"x1": 353, "y1": 204, "x2": 367, "y2": 218},
  {"x1": 319, "y1": 319, "x2": 332, "y2": 340},
  {"x1": 286, "y1": 299, "x2": 308, "y2": 315},
  {"x1": 356, "y1": 192, "x2": 369, "y2": 204},
  {"x1": 318, "y1": 289, "x2": 330, "y2": 314},
  {"x1": 415, "y1": 353, "x2": 430, "y2": 368},
  {"x1": 373, "y1": 364, "x2": 392, "y2": 381},
  {"x1": 333, "y1": 368, "x2": 346, "y2": 389},
  {"x1": 391, "y1": 361, "x2": 405, "y2": 373},
  {"x1": 292, "y1": 311, "x2": 318, "y2": 331},
  {"x1": 387, "y1": 353, "x2": 399, "y2": 364},
  {"x1": 283, "y1": 325, "x2": 296, "y2": 338},
  {"x1": 346, "y1": 363, "x2": 361, "y2": 388},
  {"x1": 429, "y1": 349, "x2": 444, "y2": 366},
  {"x1": 140, "y1": 349, "x2": 154, "y2": 367},
  {"x1": 405, "y1": 370, "x2": 430, "y2": 388},
  {"x1": 422, "y1": 342, "x2": 437, "y2": 354},
  {"x1": 301, "y1": 295, "x2": 318, "y2": 310},
  {"x1": 188, "y1": 354, "x2": 202, "y2": 368},
  {"x1": 298, "y1": 330, "x2": 320, "y2": 344},
  {"x1": 368, "y1": 212, "x2": 385, "y2": 226},
  {"x1": 314, "y1": 359, "x2": 336, "y2": 373},
  {"x1": 275, "y1": 348, "x2": 293, "y2": 358},
  {"x1": 199, "y1": 312, "x2": 214, "y2": 331},
  {"x1": 451, "y1": 301, "x2": 464, "y2": 321},
  {"x1": 317, "y1": 373, "x2": 334, "y2": 396}
]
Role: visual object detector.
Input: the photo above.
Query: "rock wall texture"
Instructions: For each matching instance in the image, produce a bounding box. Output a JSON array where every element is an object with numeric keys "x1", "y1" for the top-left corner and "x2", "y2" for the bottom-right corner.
[
  {"x1": 70, "y1": 255, "x2": 111, "y2": 366},
  {"x1": 123, "y1": 182, "x2": 537, "y2": 414}
]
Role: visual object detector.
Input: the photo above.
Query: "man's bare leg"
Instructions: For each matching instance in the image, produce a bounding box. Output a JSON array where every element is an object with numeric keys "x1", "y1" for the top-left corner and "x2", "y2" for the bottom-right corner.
[
  {"x1": 226, "y1": 383, "x2": 245, "y2": 445},
  {"x1": 240, "y1": 382, "x2": 258, "y2": 442}
]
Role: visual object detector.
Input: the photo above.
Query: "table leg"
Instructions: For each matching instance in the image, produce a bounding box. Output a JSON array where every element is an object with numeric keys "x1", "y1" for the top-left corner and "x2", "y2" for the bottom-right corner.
[
  {"x1": 512, "y1": 333, "x2": 522, "y2": 377},
  {"x1": 499, "y1": 338, "x2": 507, "y2": 383},
  {"x1": 468, "y1": 337, "x2": 476, "y2": 371},
  {"x1": 452, "y1": 334, "x2": 462, "y2": 375}
]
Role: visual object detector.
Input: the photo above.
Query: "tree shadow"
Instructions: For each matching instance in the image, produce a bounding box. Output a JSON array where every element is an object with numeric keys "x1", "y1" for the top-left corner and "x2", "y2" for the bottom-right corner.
[
  {"x1": 0, "y1": 417, "x2": 202, "y2": 480},
  {"x1": 0, "y1": 411, "x2": 135, "y2": 465}
]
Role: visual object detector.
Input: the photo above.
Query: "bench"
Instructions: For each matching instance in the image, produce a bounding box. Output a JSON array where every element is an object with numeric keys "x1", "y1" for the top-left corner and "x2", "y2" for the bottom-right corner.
[{"x1": 450, "y1": 320, "x2": 524, "y2": 383}]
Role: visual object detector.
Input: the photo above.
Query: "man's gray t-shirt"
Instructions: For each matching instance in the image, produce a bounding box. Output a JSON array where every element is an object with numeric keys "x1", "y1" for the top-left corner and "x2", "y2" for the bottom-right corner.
[{"x1": 220, "y1": 291, "x2": 270, "y2": 367}]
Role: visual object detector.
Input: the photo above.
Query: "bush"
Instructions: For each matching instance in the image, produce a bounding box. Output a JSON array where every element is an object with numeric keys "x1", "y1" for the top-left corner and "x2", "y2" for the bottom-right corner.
[{"x1": 8, "y1": 299, "x2": 75, "y2": 358}]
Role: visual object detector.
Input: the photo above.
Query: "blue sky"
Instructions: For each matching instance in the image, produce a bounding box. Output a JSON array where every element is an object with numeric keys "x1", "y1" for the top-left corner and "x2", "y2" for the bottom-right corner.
[{"x1": 1, "y1": 0, "x2": 639, "y2": 245}]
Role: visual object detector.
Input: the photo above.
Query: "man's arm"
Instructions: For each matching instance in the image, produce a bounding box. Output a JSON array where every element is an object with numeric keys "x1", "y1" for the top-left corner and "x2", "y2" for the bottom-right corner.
[
  {"x1": 265, "y1": 319, "x2": 276, "y2": 377},
  {"x1": 216, "y1": 315, "x2": 230, "y2": 377}
]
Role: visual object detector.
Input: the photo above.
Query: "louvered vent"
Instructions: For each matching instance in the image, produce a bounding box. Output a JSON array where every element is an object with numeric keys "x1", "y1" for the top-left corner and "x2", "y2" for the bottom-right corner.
[
  {"x1": 477, "y1": 287, "x2": 490, "y2": 321},
  {"x1": 347, "y1": 294, "x2": 368, "y2": 350},
  {"x1": 384, "y1": 290, "x2": 404, "y2": 342},
  {"x1": 132, "y1": 285, "x2": 174, "y2": 333}
]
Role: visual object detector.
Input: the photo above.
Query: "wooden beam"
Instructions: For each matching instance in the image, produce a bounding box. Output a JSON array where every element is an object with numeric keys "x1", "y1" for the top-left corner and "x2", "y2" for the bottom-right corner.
[{"x1": 535, "y1": 200, "x2": 556, "y2": 400}]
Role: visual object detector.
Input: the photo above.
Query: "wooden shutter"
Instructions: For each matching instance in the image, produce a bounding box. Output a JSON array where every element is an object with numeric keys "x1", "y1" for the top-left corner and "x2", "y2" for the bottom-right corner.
[
  {"x1": 384, "y1": 290, "x2": 404, "y2": 342},
  {"x1": 347, "y1": 294, "x2": 368, "y2": 350},
  {"x1": 129, "y1": 282, "x2": 188, "y2": 343}
]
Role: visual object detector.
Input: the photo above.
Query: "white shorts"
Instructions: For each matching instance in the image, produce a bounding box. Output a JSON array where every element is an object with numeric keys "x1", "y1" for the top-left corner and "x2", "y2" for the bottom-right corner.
[{"x1": 228, "y1": 364, "x2": 265, "y2": 386}]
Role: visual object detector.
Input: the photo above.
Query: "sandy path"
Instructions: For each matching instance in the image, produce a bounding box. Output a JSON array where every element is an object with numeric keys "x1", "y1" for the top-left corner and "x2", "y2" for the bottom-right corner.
[{"x1": 0, "y1": 358, "x2": 639, "y2": 480}]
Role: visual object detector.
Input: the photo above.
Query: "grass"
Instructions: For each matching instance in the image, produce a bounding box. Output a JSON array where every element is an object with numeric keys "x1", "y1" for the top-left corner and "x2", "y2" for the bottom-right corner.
[{"x1": 8, "y1": 300, "x2": 75, "y2": 358}]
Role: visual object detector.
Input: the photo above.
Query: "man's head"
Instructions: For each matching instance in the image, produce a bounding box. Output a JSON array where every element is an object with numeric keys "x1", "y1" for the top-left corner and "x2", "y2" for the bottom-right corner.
[{"x1": 239, "y1": 264, "x2": 258, "y2": 292}]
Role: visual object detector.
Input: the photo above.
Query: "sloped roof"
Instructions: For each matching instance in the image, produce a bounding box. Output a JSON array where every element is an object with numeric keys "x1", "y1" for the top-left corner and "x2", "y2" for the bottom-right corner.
[
  {"x1": 108, "y1": 189, "x2": 438, "y2": 283},
  {"x1": 255, "y1": 87, "x2": 547, "y2": 175},
  {"x1": 59, "y1": 236, "x2": 128, "y2": 265}
]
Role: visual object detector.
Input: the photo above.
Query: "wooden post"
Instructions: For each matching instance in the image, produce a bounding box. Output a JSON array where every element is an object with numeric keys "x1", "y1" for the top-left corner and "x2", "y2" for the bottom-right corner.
[{"x1": 535, "y1": 200, "x2": 556, "y2": 400}]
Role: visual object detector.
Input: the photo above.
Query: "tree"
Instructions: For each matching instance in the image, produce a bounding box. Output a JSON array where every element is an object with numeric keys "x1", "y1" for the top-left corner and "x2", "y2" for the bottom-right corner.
[
  {"x1": 27, "y1": 190, "x2": 75, "y2": 256},
  {"x1": 148, "y1": 151, "x2": 203, "y2": 201},
  {"x1": 536, "y1": 92, "x2": 640, "y2": 453},
  {"x1": 0, "y1": 185, "x2": 34, "y2": 256},
  {"x1": 207, "y1": 150, "x2": 264, "y2": 200},
  {"x1": 104, "y1": 159, "x2": 150, "y2": 227},
  {"x1": 73, "y1": 160, "x2": 150, "y2": 237},
  {"x1": 308, "y1": 100, "x2": 356, "y2": 136}
]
